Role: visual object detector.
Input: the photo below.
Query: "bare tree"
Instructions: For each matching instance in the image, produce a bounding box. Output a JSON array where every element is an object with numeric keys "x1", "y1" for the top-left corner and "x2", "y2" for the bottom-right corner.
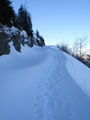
[
  {"x1": 79, "y1": 36, "x2": 87, "y2": 57},
  {"x1": 73, "y1": 36, "x2": 87, "y2": 57},
  {"x1": 57, "y1": 43, "x2": 72, "y2": 55},
  {"x1": 73, "y1": 40, "x2": 79, "y2": 56}
]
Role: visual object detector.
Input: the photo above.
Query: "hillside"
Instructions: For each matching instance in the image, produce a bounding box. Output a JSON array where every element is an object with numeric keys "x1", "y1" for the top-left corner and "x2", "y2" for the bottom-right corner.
[{"x1": 0, "y1": 45, "x2": 90, "y2": 120}]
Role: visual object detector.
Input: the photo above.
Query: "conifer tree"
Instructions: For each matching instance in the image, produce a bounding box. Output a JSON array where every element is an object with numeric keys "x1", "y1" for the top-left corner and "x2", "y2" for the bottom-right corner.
[
  {"x1": 36, "y1": 30, "x2": 40, "y2": 38},
  {"x1": 36, "y1": 30, "x2": 45, "y2": 47},
  {"x1": 18, "y1": 5, "x2": 33, "y2": 37},
  {"x1": 0, "y1": 0, "x2": 15, "y2": 27}
]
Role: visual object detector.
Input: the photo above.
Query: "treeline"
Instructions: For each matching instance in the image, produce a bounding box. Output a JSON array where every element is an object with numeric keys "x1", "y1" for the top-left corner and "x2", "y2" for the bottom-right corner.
[
  {"x1": 0, "y1": 0, "x2": 45, "y2": 55},
  {"x1": 57, "y1": 37, "x2": 90, "y2": 68}
]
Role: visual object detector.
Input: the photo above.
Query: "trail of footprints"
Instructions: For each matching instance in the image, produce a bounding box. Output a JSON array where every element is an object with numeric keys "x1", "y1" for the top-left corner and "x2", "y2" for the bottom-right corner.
[{"x1": 34, "y1": 51, "x2": 72, "y2": 120}]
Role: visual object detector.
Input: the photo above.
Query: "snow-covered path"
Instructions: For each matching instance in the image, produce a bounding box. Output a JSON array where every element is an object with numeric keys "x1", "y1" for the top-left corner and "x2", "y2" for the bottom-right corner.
[
  {"x1": 35, "y1": 48, "x2": 90, "y2": 120},
  {"x1": 0, "y1": 46, "x2": 90, "y2": 120}
]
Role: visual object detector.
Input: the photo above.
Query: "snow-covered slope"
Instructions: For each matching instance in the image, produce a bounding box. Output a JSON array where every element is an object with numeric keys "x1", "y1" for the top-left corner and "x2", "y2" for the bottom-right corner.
[{"x1": 0, "y1": 45, "x2": 90, "y2": 120}]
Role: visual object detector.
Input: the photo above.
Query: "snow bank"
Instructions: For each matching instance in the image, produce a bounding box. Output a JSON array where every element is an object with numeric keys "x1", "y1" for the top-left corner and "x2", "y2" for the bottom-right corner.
[
  {"x1": 0, "y1": 44, "x2": 49, "y2": 70},
  {"x1": 64, "y1": 52, "x2": 90, "y2": 96}
]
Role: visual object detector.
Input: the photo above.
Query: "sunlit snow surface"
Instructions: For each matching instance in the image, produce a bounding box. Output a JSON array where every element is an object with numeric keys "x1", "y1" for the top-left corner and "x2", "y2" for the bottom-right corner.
[{"x1": 0, "y1": 45, "x2": 90, "y2": 120}]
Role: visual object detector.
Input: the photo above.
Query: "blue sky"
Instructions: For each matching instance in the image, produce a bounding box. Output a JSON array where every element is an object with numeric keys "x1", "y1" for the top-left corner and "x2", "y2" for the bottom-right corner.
[{"x1": 12, "y1": 0, "x2": 90, "y2": 47}]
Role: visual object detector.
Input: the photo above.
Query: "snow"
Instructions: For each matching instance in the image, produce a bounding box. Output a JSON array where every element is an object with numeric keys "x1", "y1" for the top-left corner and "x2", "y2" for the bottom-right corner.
[
  {"x1": 0, "y1": 25, "x2": 28, "y2": 42},
  {"x1": 64, "y1": 52, "x2": 90, "y2": 97},
  {"x1": 0, "y1": 45, "x2": 90, "y2": 120},
  {"x1": 3, "y1": 26, "x2": 19, "y2": 37}
]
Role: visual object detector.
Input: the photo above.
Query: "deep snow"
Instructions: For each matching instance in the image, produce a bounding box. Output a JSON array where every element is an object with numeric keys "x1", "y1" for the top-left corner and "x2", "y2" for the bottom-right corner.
[{"x1": 0, "y1": 45, "x2": 90, "y2": 120}]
